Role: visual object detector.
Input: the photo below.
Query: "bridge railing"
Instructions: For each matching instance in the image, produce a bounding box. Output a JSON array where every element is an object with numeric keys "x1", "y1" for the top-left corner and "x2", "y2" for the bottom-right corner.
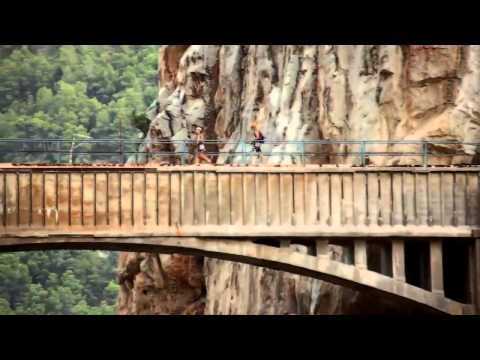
[{"x1": 0, "y1": 138, "x2": 478, "y2": 166}]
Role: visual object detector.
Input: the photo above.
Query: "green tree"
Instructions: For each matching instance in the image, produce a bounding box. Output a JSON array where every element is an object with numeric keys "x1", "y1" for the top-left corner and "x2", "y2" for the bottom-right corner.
[
  {"x1": 0, "y1": 297, "x2": 15, "y2": 315},
  {"x1": 16, "y1": 284, "x2": 48, "y2": 315},
  {"x1": 104, "y1": 281, "x2": 120, "y2": 305},
  {"x1": 0, "y1": 254, "x2": 31, "y2": 309}
]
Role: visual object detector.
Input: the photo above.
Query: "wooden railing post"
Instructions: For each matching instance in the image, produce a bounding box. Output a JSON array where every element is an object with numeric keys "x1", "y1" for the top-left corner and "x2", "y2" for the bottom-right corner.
[
  {"x1": 392, "y1": 239, "x2": 406, "y2": 282},
  {"x1": 354, "y1": 239, "x2": 367, "y2": 269}
]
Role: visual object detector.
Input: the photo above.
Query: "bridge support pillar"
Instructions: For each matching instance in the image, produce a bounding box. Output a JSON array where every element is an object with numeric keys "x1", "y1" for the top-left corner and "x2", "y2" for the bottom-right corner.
[
  {"x1": 392, "y1": 239, "x2": 406, "y2": 282},
  {"x1": 354, "y1": 240, "x2": 367, "y2": 270},
  {"x1": 430, "y1": 240, "x2": 444, "y2": 296},
  {"x1": 379, "y1": 245, "x2": 392, "y2": 276},
  {"x1": 280, "y1": 240, "x2": 291, "y2": 249},
  {"x1": 316, "y1": 240, "x2": 329, "y2": 259}
]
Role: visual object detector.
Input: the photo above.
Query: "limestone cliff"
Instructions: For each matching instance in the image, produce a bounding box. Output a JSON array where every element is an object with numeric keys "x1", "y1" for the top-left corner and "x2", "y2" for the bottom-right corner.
[{"x1": 118, "y1": 45, "x2": 480, "y2": 314}]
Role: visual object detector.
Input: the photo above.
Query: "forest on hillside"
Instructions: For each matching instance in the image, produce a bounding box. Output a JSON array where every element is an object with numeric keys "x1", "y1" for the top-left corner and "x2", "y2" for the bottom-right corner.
[
  {"x1": 0, "y1": 45, "x2": 158, "y2": 163},
  {"x1": 0, "y1": 45, "x2": 159, "y2": 314}
]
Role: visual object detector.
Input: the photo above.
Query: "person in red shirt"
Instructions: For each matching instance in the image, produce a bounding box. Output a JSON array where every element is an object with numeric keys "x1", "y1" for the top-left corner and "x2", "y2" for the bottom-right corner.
[{"x1": 250, "y1": 122, "x2": 265, "y2": 165}]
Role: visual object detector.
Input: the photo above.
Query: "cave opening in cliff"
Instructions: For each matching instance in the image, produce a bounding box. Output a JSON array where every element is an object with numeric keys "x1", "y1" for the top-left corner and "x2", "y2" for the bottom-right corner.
[
  {"x1": 442, "y1": 241, "x2": 470, "y2": 303},
  {"x1": 405, "y1": 241, "x2": 431, "y2": 291}
]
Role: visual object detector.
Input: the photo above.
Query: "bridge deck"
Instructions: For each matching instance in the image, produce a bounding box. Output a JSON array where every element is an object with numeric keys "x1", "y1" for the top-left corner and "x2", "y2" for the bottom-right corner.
[{"x1": 1, "y1": 165, "x2": 479, "y2": 237}]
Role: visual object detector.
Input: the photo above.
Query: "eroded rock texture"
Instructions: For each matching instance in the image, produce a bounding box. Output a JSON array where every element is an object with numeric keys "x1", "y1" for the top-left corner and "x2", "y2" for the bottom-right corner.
[
  {"x1": 147, "y1": 45, "x2": 480, "y2": 166},
  {"x1": 118, "y1": 252, "x2": 205, "y2": 315},
  {"x1": 118, "y1": 244, "x2": 420, "y2": 315},
  {"x1": 118, "y1": 45, "x2": 480, "y2": 314}
]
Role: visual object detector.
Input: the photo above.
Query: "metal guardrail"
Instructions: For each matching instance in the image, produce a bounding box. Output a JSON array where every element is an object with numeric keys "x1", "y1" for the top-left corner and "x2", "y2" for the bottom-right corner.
[{"x1": 0, "y1": 138, "x2": 478, "y2": 167}]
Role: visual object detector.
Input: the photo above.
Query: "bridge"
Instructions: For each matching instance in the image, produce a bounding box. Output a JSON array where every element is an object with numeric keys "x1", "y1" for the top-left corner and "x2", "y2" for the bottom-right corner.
[{"x1": 1, "y1": 163, "x2": 479, "y2": 315}]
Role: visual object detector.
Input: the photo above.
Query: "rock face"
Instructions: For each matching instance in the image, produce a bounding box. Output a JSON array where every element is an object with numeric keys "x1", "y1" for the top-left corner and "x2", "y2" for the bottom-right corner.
[
  {"x1": 147, "y1": 45, "x2": 480, "y2": 166},
  {"x1": 118, "y1": 252, "x2": 205, "y2": 315},
  {"x1": 117, "y1": 245, "x2": 417, "y2": 315},
  {"x1": 117, "y1": 45, "x2": 480, "y2": 314}
]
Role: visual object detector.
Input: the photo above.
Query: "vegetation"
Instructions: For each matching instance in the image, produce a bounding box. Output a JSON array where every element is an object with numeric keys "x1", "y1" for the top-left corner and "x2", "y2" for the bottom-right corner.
[
  {"x1": 0, "y1": 45, "x2": 159, "y2": 314},
  {"x1": 0, "y1": 45, "x2": 159, "y2": 163},
  {"x1": 0, "y1": 251, "x2": 119, "y2": 315}
]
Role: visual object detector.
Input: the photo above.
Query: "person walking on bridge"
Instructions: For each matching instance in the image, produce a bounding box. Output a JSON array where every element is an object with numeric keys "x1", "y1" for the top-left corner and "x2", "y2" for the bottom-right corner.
[
  {"x1": 193, "y1": 125, "x2": 212, "y2": 165},
  {"x1": 250, "y1": 122, "x2": 265, "y2": 166}
]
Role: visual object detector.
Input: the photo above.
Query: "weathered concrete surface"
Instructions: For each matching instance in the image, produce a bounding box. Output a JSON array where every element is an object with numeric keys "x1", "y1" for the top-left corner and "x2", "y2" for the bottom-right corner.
[{"x1": 1, "y1": 166, "x2": 478, "y2": 234}]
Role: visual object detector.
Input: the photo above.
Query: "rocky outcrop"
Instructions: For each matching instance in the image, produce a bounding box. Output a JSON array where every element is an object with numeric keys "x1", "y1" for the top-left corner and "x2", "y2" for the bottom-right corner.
[
  {"x1": 118, "y1": 45, "x2": 480, "y2": 315},
  {"x1": 147, "y1": 45, "x2": 480, "y2": 166},
  {"x1": 117, "y1": 244, "x2": 426, "y2": 315},
  {"x1": 118, "y1": 252, "x2": 205, "y2": 315}
]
